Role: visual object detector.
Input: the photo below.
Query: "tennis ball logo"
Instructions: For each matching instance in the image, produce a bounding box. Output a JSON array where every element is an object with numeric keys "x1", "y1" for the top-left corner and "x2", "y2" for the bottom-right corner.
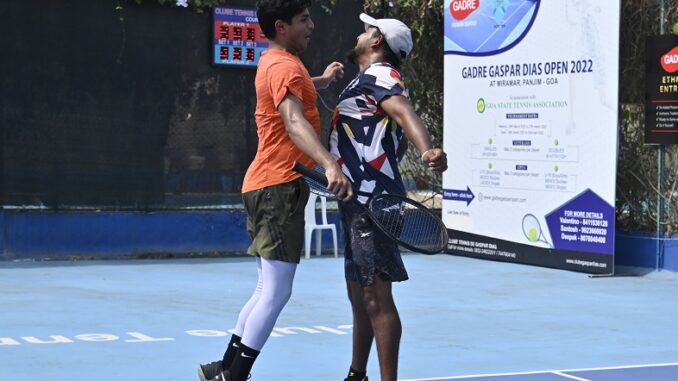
[
  {"x1": 661, "y1": 46, "x2": 678, "y2": 73},
  {"x1": 450, "y1": 0, "x2": 480, "y2": 21},
  {"x1": 477, "y1": 98, "x2": 486, "y2": 113},
  {"x1": 527, "y1": 228, "x2": 538, "y2": 242}
]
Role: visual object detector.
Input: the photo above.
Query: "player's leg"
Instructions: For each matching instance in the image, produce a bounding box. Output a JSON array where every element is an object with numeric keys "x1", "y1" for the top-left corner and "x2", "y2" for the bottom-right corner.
[
  {"x1": 366, "y1": 203, "x2": 409, "y2": 381},
  {"x1": 197, "y1": 258, "x2": 262, "y2": 380},
  {"x1": 227, "y1": 179, "x2": 308, "y2": 381},
  {"x1": 361, "y1": 276, "x2": 401, "y2": 381},
  {"x1": 240, "y1": 259, "x2": 297, "y2": 349},
  {"x1": 226, "y1": 257, "x2": 297, "y2": 381},
  {"x1": 340, "y1": 199, "x2": 408, "y2": 381},
  {"x1": 344, "y1": 279, "x2": 373, "y2": 381},
  {"x1": 227, "y1": 256, "x2": 264, "y2": 363},
  {"x1": 340, "y1": 202, "x2": 372, "y2": 381},
  {"x1": 198, "y1": 179, "x2": 308, "y2": 381},
  {"x1": 198, "y1": 188, "x2": 268, "y2": 381}
]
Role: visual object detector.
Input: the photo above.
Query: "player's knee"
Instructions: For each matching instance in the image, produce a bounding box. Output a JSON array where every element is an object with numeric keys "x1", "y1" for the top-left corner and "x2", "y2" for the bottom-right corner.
[
  {"x1": 361, "y1": 293, "x2": 383, "y2": 316},
  {"x1": 276, "y1": 288, "x2": 293, "y2": 305},
  {"x1": 263, "y1": 286, "x2": 293, "y2": 309}
]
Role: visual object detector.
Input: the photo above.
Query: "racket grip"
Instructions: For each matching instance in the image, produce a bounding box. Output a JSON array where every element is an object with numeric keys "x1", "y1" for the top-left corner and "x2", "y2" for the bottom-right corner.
[{"x1": 293, "y1": 161, "x2": 329, "y2": 186}]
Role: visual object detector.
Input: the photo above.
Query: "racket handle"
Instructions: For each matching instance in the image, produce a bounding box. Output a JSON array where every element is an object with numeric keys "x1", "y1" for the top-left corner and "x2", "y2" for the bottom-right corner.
[
  {"x1": 293, "y1": 161, "x2": 329, "y2": 186},
  {"x1": 294, "y1": 161, "x2": 375, "y2": 198}
]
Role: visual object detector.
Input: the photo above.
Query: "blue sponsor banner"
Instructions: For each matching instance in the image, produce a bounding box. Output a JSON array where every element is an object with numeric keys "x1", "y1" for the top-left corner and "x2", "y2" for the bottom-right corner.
[
  {"x1": 443, "y1": 1, "x2": 620, "y2": 274},
  {"x1": 545, "y1": 189, "x2": 614, "y2": 255}
]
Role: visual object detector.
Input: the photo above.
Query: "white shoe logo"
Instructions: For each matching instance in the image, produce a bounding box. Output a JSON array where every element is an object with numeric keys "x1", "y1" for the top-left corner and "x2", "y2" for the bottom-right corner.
[
  {"x1": 241, "y1": 352, "x2": 254, "y2": 358},
  {"x1": 232, "y1": 343, "x2": 239, "y2": 348}
]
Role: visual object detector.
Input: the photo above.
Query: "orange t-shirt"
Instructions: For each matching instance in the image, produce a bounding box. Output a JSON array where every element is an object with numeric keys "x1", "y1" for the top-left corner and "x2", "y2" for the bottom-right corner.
[{"x1": 241, "y1": 49, "x2": 320, "y2": 193}]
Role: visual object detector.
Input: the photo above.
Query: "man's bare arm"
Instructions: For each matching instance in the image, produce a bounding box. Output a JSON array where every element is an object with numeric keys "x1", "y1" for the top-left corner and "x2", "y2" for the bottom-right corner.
[
  {"x1": 278, "y1": 94, "x2": 353, "y2": 199},
  {"x1": 381, "y1": 95, "x2": 447, "y2": 172}
]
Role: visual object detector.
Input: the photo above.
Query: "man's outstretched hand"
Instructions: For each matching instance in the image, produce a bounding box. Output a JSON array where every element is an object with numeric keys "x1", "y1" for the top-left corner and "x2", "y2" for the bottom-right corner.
[
  {"x1": 422, "y1": 148, "x2": 448, "y2": 172},
  {"x1": 317, "y1": 61, "x2": 345, "y2": 89}
]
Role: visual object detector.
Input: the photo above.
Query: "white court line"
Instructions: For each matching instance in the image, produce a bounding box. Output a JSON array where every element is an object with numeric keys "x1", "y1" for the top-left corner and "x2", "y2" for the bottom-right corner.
[
  {"x1": 398, "y1": 361, "x2": 678, "y2": 381},
  {"x1": 552, "y1": 371, "x2": 591, "y2": 381}
]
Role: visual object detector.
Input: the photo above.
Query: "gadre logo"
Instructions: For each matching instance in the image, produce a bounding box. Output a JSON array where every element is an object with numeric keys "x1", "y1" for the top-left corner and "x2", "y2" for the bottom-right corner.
[
  {"x1": 450, "y1": 0, "x2": 480, "y2": 21},
  {"x1": 661, "y1": 46, "x2": 678, "y2": 73}
]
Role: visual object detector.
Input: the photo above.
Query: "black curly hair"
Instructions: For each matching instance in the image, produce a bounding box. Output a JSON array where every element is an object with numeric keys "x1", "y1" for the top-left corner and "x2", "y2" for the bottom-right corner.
[{"x1": 256, "y1": 0, "x2": 312, "y2": 39}]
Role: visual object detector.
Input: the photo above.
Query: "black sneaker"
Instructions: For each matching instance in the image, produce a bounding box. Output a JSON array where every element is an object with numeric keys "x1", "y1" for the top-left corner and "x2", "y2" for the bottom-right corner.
[
  {"x1": 343, "y1": 377, "x2": 368, "y2": 381},
  {"x1": 198, "y1": 360, "x2": 223, "y2": 381},
  {"x1": 209, "y1": 370, "x2": 231, "y2": 381}
]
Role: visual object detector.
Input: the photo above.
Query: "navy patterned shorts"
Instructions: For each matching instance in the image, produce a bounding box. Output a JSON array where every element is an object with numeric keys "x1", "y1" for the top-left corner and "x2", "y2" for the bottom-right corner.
[{"x1": 339, "y1": 201, "x2": 409, "y2": 287}]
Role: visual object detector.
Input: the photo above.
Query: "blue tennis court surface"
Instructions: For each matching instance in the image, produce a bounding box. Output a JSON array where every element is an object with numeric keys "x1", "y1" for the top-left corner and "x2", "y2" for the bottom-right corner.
[
  {"x1": 1, "y1": 254, "x2": 677, "y2": 380},
  {"x1": 401, "y1": 363, "x2": 678, "y2": 380}
]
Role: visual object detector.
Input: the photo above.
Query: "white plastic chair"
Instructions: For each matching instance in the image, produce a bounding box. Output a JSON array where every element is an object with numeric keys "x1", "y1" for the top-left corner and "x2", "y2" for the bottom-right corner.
[{"x1": 304, "y1": 193, "x2": 338, "y2": 259}]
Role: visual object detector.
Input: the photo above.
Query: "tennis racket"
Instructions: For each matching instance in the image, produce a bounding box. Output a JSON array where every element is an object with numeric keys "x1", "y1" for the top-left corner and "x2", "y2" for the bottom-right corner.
[{"x1": 294, "y1": 162, "x2": 449, "y2": 254}]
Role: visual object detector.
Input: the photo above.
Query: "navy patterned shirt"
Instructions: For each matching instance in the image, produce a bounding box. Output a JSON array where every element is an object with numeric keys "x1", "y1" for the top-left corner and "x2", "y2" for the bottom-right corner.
[{"x1": 329, "y1": 62, "x2": 408, "y2": 203}]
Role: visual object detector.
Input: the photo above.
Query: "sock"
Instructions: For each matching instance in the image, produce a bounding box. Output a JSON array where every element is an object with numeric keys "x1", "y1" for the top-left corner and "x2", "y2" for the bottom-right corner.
[
  {"x1": 222, "y1": 334, "x2": 242, "y2": 369},
  {"x1": 345, "y1": 366, "x2": 367, "y2": 381},
  {"x1": 229, "y1": 342, "x2": 260, "y2": 381}
]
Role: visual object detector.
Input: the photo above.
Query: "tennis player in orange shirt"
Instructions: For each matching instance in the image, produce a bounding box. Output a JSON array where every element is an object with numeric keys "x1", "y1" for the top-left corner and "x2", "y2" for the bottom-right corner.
[{"x1": 197, "y1": 1, "x2": 352, "y2": 381}]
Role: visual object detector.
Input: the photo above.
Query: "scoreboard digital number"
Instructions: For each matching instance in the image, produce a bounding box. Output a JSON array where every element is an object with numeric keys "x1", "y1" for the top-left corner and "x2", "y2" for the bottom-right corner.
[{"x1": 212, "y1": 7, "x2": 268, "y2": 68}]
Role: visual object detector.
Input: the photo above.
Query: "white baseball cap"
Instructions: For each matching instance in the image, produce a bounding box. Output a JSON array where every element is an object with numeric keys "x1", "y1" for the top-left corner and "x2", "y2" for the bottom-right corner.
[{"x1": 359, "y1": 13, "x2": 413, "y2": 60}]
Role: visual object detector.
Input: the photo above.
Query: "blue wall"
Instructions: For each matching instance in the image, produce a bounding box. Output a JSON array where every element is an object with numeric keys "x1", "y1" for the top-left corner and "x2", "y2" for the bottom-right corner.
[
  {"x1": 615, "y1": 231, "x2": 678, "y2": 272},
  {"x1": 0, "y1": 211, "x2": 343, "y2": 260},
  {"x1": 1, "y1": 211, "x2": 676, "y2": 272}
]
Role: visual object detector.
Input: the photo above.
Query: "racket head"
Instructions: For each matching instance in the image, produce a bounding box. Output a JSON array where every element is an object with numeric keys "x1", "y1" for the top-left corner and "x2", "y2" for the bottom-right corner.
[
  {"x1": 293, "y1": 161, "x2": 449, "y2": 253},
  {"x1": 367, "y1": 194, "x2": 449, "y2": 254}
]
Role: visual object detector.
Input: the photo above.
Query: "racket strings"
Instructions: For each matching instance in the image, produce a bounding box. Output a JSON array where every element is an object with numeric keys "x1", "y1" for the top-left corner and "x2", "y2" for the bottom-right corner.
[
  {"x1": 295, "y1": 164, "x2": 447, "y2": 253},
  {"x1": 369, "y1": 197, "x2": 447, "y2": 253}
]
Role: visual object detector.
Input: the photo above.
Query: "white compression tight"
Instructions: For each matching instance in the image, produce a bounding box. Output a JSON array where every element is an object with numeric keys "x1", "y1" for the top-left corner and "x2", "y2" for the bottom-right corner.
[{"x1": 233, "y1": 256, "x2": 297, "y2": 351}]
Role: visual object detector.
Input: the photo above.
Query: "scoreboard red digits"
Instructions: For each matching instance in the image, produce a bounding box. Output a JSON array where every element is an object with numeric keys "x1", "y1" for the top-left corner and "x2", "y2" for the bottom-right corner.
[
  {"x1": 213, "y1": 7, "x2": 268, "y2": 68},
  {"x1": 219, "y1": 24, "x2": 229, "y2": 40}
]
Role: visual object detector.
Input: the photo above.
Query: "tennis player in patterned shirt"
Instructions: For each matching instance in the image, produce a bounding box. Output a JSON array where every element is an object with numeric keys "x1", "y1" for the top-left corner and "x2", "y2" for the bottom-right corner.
[{"x1": 329, "y1": 13, "x2": 448, "y2": 381}]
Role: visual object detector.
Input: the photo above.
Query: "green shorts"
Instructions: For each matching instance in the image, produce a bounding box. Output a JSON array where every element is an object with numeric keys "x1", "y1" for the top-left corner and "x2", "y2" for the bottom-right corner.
[{"x1": 242, "y1": 178, "x2": 310, "y2": 264}]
